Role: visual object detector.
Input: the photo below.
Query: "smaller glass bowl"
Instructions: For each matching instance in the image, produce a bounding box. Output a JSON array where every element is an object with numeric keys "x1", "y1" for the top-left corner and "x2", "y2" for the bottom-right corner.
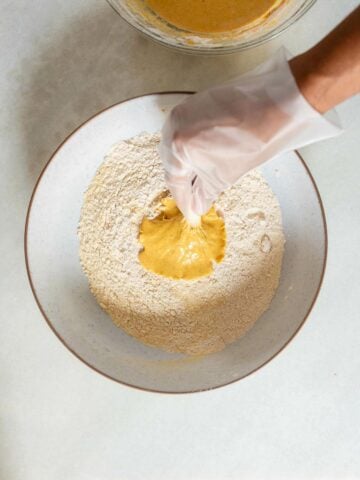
[{"x1": 106, "y1": 0, "x2": 316, "y2": 54}]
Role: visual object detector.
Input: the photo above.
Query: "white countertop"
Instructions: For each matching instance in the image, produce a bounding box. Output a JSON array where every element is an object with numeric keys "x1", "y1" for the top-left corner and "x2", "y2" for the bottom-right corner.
[{"x1": 1, "y1": 0, "x2": 360, "y2": 478}]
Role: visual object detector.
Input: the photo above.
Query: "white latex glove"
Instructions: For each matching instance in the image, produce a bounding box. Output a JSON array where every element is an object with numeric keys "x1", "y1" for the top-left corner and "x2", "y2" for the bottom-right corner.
[{"x1": 160, "y1": 49, "x2": 341, "y2": 225}]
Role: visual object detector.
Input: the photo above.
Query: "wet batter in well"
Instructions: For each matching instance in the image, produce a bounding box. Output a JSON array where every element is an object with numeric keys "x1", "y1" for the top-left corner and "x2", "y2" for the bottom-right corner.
[
  {"x1": 144, "y1": 0, "x2": 283, "y2": 33},
  {"x1": 139, "y1": 198, "x2": 226, "y2": 280}
]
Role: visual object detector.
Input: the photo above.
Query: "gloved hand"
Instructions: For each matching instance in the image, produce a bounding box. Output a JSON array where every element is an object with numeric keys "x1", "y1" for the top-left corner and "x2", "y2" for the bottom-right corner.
[{"x1": 160, "y1": 49, "x2": 341, "y2": 226}]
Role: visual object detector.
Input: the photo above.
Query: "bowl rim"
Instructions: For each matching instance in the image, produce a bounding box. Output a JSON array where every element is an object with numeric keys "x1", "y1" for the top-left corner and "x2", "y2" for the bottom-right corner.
[
  {"x1": 24, "y1": 91, "x2": 327, "y2": 394},
  {"x1": 105, "y1": 0, "x2": 317, "y2": 54}
]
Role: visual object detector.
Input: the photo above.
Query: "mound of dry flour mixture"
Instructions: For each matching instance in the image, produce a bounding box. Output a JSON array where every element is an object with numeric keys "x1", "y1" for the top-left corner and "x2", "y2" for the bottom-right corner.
[{"x1": 78, "y1": 133, "x2": 285, "y2": 355}]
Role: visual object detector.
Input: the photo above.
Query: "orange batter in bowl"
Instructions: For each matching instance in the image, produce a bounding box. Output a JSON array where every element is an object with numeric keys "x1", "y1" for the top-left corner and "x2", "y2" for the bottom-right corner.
[
  {"x1": 139, "y1": 198, "x2": 226, "y2": 280},
  {"x1": 144, "y1": 0, "x2": 282, "y2": 33}
]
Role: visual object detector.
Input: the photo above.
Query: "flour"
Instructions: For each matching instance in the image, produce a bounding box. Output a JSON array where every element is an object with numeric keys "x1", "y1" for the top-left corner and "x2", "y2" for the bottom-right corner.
[{"x1": 78, "y1": 133, "x2": 285, "y2": 355}]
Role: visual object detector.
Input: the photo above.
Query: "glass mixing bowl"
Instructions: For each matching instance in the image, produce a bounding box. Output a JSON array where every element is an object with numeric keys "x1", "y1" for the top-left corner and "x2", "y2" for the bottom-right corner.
[{"x1": 106, "y1": 0, "x2": 316, "y2": 54}]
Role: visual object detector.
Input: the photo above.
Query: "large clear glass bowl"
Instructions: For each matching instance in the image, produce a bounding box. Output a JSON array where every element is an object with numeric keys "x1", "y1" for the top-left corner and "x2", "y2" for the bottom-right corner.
[{"x1": 106, "y1": 0, "x2": 316, "y2": 54}]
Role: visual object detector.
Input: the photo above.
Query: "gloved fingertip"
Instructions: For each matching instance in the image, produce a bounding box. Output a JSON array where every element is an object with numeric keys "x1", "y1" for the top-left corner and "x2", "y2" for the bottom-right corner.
[{"x1": 186, "y1": 211, "x2": 201, "y2": 227}]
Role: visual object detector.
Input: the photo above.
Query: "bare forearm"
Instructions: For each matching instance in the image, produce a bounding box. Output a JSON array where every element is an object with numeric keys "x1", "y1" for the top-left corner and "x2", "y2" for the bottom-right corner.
[{"x1": 290, "y1": 6, "x2": 360, "y2": 113}]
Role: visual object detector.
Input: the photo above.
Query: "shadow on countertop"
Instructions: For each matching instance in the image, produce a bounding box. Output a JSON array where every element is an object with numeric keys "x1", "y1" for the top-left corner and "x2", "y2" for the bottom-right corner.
[{"x1": 18, "y1": 2, "x2": 274, "y2": 184}]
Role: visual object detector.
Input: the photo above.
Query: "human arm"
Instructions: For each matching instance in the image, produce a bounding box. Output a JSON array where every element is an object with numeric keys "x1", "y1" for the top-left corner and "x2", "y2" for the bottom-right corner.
[
  {"x1": 290, "y1": 7, "x2": 360, "y2": 113},
  {"x1": 161, "y1": 7, "x2": 360, "y2": 224}
]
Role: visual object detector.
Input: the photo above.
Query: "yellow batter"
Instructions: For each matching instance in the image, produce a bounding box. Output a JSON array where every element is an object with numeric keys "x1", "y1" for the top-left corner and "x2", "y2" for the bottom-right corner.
[
  {"x1": 144, "y1": 0, "x2": 282, "y2": 33},
  {"x1": 139, "y1": 198, "x2": 226, "y2": 280}
]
